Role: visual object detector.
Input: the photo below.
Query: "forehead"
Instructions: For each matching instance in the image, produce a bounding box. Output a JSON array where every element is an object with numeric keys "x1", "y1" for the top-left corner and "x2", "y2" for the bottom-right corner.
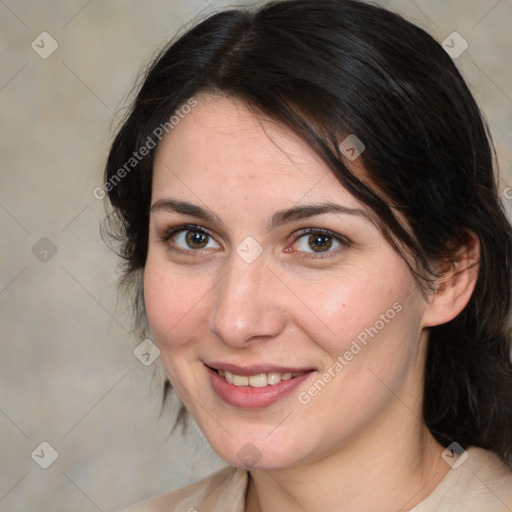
[{"x1": 151, "y1": 94, "x2": 365, "y2": 211}]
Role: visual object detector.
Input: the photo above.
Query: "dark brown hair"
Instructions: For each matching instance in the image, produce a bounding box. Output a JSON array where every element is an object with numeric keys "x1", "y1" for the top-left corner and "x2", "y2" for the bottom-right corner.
[{"x1": 103, "y1": 0, "x2": 512, "y2": 462}]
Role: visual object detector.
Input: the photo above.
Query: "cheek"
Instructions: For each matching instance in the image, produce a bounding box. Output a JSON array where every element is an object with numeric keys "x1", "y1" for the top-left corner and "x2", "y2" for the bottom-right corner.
[
  {"x1": 295, "y1": 258, "x2": 422, "y2": 371},
  {"x1": 294, "y1": 265, "x2": 401, "y2": 341},
  {"x1": 143, "y1": 259, "x2": 210, "y2": 349}
]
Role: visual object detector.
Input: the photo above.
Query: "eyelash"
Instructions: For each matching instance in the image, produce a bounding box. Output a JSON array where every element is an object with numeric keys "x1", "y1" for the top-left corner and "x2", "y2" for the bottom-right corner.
[
  {"x1": 158, "y1": 224, "x2": 211, "y2": 248},
  {"x1": 158, "y1": 224, "x2": 350, "y2": 259},
  {"x1": 289, "y1": 227, "x2": 350, "y2": 260}
]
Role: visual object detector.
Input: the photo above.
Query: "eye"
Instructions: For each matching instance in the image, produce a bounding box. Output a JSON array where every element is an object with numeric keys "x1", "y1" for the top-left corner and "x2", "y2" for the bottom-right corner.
[
  {"x1": 288, "y1": 229, "x2": 347, "y2": 255},
  {"x1": 160, "y1": 225, "x2": 220, "y2": 252}
]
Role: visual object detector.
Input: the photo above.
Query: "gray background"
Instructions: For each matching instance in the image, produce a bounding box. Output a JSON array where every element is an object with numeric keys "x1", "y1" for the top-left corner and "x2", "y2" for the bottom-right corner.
[{"x1": 1, "y1": 0, "x2": 511, "y2": 511}]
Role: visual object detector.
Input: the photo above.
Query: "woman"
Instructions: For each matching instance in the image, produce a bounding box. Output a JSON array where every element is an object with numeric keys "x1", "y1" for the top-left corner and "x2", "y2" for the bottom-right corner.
[{"x1": 105, "y1": 0, "x2": 512, "y2": 510}]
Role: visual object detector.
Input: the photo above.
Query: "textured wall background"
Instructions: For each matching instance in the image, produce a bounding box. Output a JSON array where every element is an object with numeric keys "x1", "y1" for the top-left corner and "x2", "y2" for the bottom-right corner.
[{"x1": 1, "y1": 0, "x2": 511, "y2": 511}]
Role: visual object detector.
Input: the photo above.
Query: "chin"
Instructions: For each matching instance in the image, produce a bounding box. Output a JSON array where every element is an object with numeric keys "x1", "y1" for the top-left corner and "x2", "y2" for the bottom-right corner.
[{"x1": 204, "y1": 428, "x2": 311, "y2": 471}]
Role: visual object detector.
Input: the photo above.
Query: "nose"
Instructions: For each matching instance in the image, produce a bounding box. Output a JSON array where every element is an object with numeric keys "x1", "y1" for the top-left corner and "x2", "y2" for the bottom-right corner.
[{"x1": 208, "y1": 251, "x2": 286, "y2": 347}]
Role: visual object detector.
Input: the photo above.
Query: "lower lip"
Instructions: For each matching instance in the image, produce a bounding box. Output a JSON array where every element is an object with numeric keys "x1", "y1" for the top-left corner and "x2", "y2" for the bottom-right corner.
[{"x1": 206, "y1": 366, "x2": 314, "y2": 409}]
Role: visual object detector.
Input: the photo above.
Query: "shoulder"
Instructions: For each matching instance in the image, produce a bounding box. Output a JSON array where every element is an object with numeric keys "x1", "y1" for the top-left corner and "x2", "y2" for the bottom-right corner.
[
  {"x1": 413, "y1": 447, "x2": 512, "y2": 511},
  {"x1": 118, "y1": 466, "x2": 248, "y2": 512}
]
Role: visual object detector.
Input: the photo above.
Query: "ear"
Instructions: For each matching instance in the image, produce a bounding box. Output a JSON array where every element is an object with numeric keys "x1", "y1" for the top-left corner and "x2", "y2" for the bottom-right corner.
[{"x1": 422, "y1": 231, "x2": 480, "y2": 328}]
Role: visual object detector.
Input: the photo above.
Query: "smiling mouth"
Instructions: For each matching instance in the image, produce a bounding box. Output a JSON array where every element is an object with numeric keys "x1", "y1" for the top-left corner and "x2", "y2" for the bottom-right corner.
[
  {"x1": 206, "y1": 364, "x2": 315, "y2": 409},
  {"x1": 211, "y1": 368, "x2": 310, "y2": 388}
]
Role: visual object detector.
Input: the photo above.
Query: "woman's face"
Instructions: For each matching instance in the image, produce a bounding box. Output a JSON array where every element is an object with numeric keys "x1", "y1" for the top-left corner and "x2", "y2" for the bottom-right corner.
[{"x1": 144, "y1": 94, "x2": 432, "y2": 470}]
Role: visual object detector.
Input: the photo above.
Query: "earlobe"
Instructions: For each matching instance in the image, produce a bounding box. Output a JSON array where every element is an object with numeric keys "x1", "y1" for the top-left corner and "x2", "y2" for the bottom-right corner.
[{"x1": 422, "y1": 232, "x2": 480, "y2": 328}]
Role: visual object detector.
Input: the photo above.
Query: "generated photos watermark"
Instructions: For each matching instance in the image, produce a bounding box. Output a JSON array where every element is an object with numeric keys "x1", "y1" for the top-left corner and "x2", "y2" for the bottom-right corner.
[
  {"x1": 93, "y1": 97, "x2": 198, "y2": 200},
  {"x1": 298, "y1": 301, "x2": 403, "y2": 405}
]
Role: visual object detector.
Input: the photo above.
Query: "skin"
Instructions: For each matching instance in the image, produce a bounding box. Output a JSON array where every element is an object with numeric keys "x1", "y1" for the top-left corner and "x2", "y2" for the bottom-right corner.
[{"x1": 144, "y1": 93, "x2": 479, "y2": 512}]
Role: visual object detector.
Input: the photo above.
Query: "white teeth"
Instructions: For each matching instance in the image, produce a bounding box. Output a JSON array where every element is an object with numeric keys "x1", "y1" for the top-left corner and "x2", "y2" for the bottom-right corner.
[
  {"x1": 267, "y1": 372, "x2": 281, "y2": 385},
  {"x1": 233, "y1": 375, "x2": 249, "y2": 386},
  {"x1": 248, "y1": 373, "x2": 267, "y2": 387},
  {"x1": 217, "y1": 369, "x2": 306, "y2": 387}
]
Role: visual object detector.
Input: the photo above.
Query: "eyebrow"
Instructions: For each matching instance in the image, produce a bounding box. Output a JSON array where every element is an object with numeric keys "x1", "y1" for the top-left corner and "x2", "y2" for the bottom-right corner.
[
  {"x1": 150, "y1": 198, "x2": 370, "y2": 231},
  {"x1": 151, "y1": 199, "x2": 223, "y2": 224}
]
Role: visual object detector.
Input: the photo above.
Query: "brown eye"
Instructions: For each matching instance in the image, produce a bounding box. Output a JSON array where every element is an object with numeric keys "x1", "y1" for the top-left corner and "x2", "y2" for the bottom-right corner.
[
  {"x1": 291, "y1": 230, "x2": 343, "y2": 254},
  {"x1": 308, "y1": 234, "x2": 333, "y2": 252},
  {"x1": 167, "y1": 228, "x2": 220, "y2": 251},
  {"x1": 185, "y1": 230, "x2": 209, "y2": 249}
]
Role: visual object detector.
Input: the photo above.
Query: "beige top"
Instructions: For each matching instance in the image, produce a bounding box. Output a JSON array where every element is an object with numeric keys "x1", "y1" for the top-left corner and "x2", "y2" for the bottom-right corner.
[{"x1": 121, "y1": 447, "x2": 512, "y2": 511}]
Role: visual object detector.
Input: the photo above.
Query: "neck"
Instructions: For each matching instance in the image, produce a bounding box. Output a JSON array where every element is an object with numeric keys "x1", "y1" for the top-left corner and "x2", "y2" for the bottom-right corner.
[{"x1": 245, "y1": 406, "x2": 449, "y2": 512}]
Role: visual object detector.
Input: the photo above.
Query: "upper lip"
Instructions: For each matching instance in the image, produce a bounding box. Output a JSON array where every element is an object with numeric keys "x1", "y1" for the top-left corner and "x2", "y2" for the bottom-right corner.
[{"x1": 205, "y1": 362, "x2": 315, "y2": 376}]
